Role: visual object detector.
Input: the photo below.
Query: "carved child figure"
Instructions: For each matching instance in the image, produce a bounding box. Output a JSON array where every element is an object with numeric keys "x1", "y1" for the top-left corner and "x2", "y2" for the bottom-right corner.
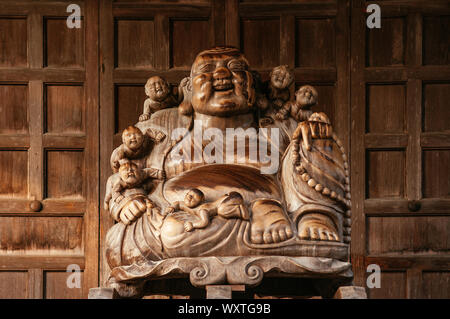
[
  {"x1": 110, "y1": 125, "x2": 165, "y2": 173},
  {"x1": 276, "y1": 85, "x2": 318, "y2": 122},
  {"x1": 104, "y1": 158, "x2": 163, "y2": 212},
  {"x1": 165, "y1": 189, "x2": 249, "y2": 232},
  {"x1": 139, "y1": 76, "x2": 178, "y2": 122},
  {"x1": 267, "y1": 65, "x2": 294, "y2": 110}
]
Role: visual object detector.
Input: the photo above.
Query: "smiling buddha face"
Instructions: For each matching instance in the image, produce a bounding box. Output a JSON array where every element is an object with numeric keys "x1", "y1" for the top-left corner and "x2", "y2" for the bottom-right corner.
[{"x1": 189, "y1": 47, "x2": 255, "y2": 117}]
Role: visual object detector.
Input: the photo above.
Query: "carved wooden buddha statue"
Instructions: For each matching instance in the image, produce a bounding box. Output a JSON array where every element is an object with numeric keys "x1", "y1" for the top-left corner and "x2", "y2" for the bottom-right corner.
[{"x1": 103, "y1": 47, "x2": 352, "y2": 298}]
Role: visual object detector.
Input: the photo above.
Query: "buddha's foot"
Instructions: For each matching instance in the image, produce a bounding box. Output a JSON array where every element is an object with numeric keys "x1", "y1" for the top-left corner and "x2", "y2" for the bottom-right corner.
[
  {"x1": 298, "y1": 213, "x2": 339, "y2": 242},
  {"x1": 250, "y1": 199, "x2": 293, "y2": 244}
]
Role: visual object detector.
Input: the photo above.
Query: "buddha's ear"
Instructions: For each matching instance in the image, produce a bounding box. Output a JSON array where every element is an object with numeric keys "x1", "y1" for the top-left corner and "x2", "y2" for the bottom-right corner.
[{"x1": 178, "y1": 77, "x2": 193, "y2": 115}]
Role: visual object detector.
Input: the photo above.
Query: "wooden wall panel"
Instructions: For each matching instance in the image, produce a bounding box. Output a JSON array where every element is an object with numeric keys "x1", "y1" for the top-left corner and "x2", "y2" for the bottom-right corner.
[
  {"x1": 367, "y1": 216, "x2": 450, "y2": 255},
  {"x1": 0, "y1": 271, "x2": 28, "y2": 299},
  {"x1": 0, "y1": 84, "x2": 28, "y2": 134},
  {"x1": 295, "y1": 18, "x2": 335, "y2": 68},
  {"x1": 422, "y1": 82, "x2": 450, "y2": 132},
  {"x1": 422, "y1": 149, "x2": 450, "y2": 198},
  {"x1": 46, "y1": 150, "x2": 84, "y2": 199},
  {"x1": 44, "y1": 271, "x2": 83, "y2": 299},
  {"x1": 115, "y1": 84, "x2": 146, "y2": 134},
  {"x1": 45, "y1": 18, "x2": 85, "y2": 68},
  {"x1": 423, "y1": 16, "x2": 450, "y2": 66},
  {"x1": 367, "y1": 271, "x2": 406, "y2": 299},
  {"x1": 241, "y1": 18, "x2": 280, "y2": 68},
  {"x1": 0, "y1": 217, "x2": 84, "y2": 253},
  {"x1": 422, "y1": 271, "x2": 450, "y2": 299},
  {"x1": 0, "y1": 150, "x2": 28, "y2": 198},
  {"x1": 351, "y1": 0, "x2": 450, "y2": 298},
  {"x1": 170, "y1": 19, "x2": 212, "y2": 68},
  {"x1": 115, "y1": 19, "x2": 155, "y2": 68},
  {"x1": 366, "y1": 17, "x2": 406, "y2": 67},
  {"x1": 366, "y1": 150, "x2": 405, "y2": 199},
  {"x1": 366, "y1": 84, "x2": 406, "y2": 133},
  {"x1": 0, "y1": 17, "x2": 27, "y2": 67},
  {"x1": 45, "y1": 85, "x2": 84, "y2": 134},
  {"x1": 0, "y1": 0, "x2": 99, "y2": 299}
]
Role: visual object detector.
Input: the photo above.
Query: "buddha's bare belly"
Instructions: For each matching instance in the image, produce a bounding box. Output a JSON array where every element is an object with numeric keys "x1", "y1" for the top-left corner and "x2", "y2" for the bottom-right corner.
[{"x1": 162, "y1": 164, "x2": 282, "y2": 205}]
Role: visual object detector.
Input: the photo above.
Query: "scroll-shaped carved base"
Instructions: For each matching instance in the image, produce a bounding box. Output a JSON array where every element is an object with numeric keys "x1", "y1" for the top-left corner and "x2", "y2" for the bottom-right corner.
[{"x1": 106, "y1": 256, "x2": 353, "y2": 298}]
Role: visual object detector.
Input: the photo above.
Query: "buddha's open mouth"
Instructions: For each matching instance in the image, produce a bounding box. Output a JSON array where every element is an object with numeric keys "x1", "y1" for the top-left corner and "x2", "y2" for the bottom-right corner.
[{"x1": 213, "y1": 79, "x2": 233, "y2": 92}]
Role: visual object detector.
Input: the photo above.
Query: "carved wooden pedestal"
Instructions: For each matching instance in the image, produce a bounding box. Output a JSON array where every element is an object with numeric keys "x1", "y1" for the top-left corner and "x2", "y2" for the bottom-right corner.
[{"x1": 89, "y1": 255, "x2": 359, "y2": 299}]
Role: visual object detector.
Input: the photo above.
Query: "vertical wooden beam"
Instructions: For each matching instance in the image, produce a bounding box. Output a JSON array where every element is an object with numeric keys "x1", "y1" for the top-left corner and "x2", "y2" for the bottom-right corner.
[
  {"x1": 28, "y1": 9, "x2": 44, "y2": 201},
  {"x1": 28, "y1": 269, "x2": 44, "y2": 299},
  {"x1": 212, "y1": 0, "x2": 226, "y2": 46},
  {"x1": 406, "y1": 13, "x2": 423, "y2": 201},
  {"x1": 83, "y1": 0, "x2": 100, "y2": 298},
  {"x1": 225, "y1": 0, "x2": 239, "y2": 48},
  {"x1": 28, "y1": 11, "x2": 43, "y2": 69},
  {"x1": 280, "y1": 14, "x2": 295, "y2": 68},
  {"x1": 155, "y1": 14, "x2": 170, "y2": 70},
  {"x1": 406, "y1": 268, "x2": 422, "y2": 299},
  {"x1": 99, "y1": 0, "x2": 115, "y2": 288},
  {"x1": 280, "y1": 14, "x2": 295, "y2": 99},
  {"x1": 350, "y1": 0, "x2": 366, "y2": 287},
  {"x1": 335, "y1": 0, "x2": 351, "y2": 151},
  {"x1": 28, "y1": 80, "x2": 43, "y2": 201},
  {"x1": 406, "y1": 78, "x2": 422, "y2": 201}
]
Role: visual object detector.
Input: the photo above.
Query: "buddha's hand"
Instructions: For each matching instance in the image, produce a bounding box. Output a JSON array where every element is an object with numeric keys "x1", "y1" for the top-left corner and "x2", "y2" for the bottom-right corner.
[{"x1": 119, "y1": 197, "x2": 147, "y2": 225}]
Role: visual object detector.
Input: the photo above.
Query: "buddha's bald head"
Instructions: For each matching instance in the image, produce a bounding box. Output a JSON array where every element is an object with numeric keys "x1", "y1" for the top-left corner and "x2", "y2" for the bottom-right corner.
[{"x1": 188, "y1": 47, "x2": 255, "y2": 117}]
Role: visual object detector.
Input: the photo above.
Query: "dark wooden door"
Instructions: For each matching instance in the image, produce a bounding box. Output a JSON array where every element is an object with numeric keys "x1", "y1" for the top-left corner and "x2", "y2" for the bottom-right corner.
[
  {"x1": 351, "y1": 0, "x2": 450, "y2": 299},
  {"x1": 0, "y1": 1, "x2": 98, "y2": 298}
]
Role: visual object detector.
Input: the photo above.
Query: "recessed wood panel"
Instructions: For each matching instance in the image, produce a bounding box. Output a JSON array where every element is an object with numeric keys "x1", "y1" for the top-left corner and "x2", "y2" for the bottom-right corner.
[
  {"x1": 45, "y1": 85, "x2": 84, "y2": 133},
  {"x1": 423, "y1": 83, "x2": 450, "y2": 132},
  {"x1": 0, "y1": 84, "x2": 28, "y2": 134},
  {"x1": 0, "y1": 271, "x2": 28, "y2": 299},
  {"x1": 0, "y1": 150, "x2": 28, "y2": 198},
  {"x1": 0, "y1": 217, "x2": 84, "y2": 253},
  {"x1": 115, "y1": 19, "x2": 155, "y2": 68},
  {"x1": 45, "y1": 18, "x2": 84, "y2": 68},
  {"x1": 171, "y1": 19, "x2": 211, "y2": 68},
  {"x1": 0, "y1": 18, "x2": 27, "y2": 67},
  {"x1": 296, "y1": 83, "x2": 335, "y2": 125},
  {"x1": 366, "y1": 150, "x2": 405, "y2": 199},
  {"x1": 367, "y1": 216, "x2": 450, "y2": 254},
  {"x1": 295, "y1": 18, "x2": 335, "y2": 68},
  {"x1": 44, "y1": 271, "x2": 83, "y2": 299},
  {"x1": 46, "y1": 150, "x2": 84, "y2": 199},
  {"x1": 367, "y1": 17, "x2": 406, "y2": 66},
  {"x1": 422, "y1": 149, "x2": 450, "y2": 198},
  {"x1": 422, "y1": 272, "x2": 450, "y2": 299},
  {"x1": 368, "y1": 271, "x2": 406, "y2": 299},
  {"x1": 423, "y1": 16, "x2": 450, "y2": 66},
  {"x1": 366, "y1": 84, "x2": 406, "y2": 133},
  {"x1": 115, "y1": 85, "x2": 146, "y2": 134},
  {"x1": 241, "y1": 18, "x2": 280, "y2": 69}
]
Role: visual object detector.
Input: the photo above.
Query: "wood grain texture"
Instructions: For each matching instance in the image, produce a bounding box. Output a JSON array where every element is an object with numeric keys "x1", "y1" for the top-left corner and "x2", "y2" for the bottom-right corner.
[
  {"x1": 241, "y1": 17, "x2": 280, "y2": 68},
  {"x1": 44, "y1": 271, "x2": 83, "y2": 299},
  {"x1": 45, "y1": 18, "x2": 84, "y2": 68},
  {"x1": 0, "y1": 84, "x2": 28, "y2": 134},
  {"x1": 367, "y1": 216, "x2": 450, "y2": 254},
  {"x1": 45, "y1": 85, "x2": 85, "y2": 134},
  {"x1": 0, "y1": 271, "x2": 28, "y2": 299},
  {"x1": 115, "y1": 19, "x2": 155, "y2": 68},
  {"x1": 295, "y1": 18, "x2": 336, "y2": 68},
  {"x1": 0, "y1": 216, "x2": 84, "y2": 253},
  {"x1": 0, "y1": 150, "x2": 28, "y2": 198},
  {"x1": 0, "y1": 17, "x2": 27, "y2": 67}
]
